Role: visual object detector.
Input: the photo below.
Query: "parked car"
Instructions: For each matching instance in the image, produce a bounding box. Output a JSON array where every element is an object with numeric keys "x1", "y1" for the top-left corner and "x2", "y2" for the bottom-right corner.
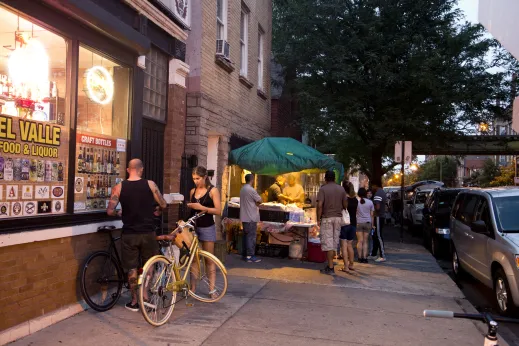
[
  {"x1": 422, "y1": 188, "x2": 464, "y2": 257},
  {"x1": 450, "y1": 187, "x2": 519, "y2": 315},
  {"x1": 404, "y1": 188, "x2": 433, "y2": 230}
]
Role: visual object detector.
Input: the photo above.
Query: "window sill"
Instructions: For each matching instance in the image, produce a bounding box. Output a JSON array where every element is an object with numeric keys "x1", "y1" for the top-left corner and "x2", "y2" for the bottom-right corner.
[
  {"x1": 215, "y1": 55, "x2": 235, "y2": 73},
  {"x1": 239, "y1": 75, "x2": 254, "y2": 89},
  {"x1": 257, "y1": 89, "x2": 267, "y2": 100}
]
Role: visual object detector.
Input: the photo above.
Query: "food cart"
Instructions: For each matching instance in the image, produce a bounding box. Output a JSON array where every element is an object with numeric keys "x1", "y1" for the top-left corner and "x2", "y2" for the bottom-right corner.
[{"x1": 222, "y1": 137, "x2": 344, "y2": 262}]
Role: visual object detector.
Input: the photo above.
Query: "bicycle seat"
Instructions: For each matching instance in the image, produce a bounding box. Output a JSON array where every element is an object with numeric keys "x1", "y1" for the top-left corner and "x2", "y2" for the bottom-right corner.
[
  {"x1": 97, "y1": 225, "x2": 117, "y2": 232},
  {"x1": 156, "y1": 234, "x2": 177, "y2": 241}
]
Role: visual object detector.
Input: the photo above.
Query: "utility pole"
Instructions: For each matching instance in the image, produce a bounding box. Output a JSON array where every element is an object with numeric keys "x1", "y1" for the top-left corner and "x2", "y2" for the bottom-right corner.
[{"x1": 400, "y1": 140, "x2": 405, "y2": 242}]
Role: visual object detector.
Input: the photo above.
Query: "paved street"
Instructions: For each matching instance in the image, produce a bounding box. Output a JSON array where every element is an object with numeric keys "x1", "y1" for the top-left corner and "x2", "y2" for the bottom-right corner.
[{"x1": 9, "y1": 228, "x2": 501, "y2": 346}]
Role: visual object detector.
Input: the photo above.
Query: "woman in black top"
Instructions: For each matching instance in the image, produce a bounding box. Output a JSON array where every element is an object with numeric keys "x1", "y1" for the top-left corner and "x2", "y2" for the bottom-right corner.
[
  {"x1": 187, "y1": 166, "x2": 221, "y2": 297},
  {"x1": 339, "y1": 181, "x2": 358, "y2": 272}
]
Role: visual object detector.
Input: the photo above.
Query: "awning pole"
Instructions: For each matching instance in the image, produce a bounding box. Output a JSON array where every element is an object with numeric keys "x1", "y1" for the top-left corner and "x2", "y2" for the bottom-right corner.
[{"x1": 227, "y1": 165, "x2": 232, "y2": 201}]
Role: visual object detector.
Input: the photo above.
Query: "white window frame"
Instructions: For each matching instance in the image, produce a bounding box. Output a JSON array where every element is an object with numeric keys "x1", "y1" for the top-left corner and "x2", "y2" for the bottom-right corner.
[
  {"x1": 216, "y1": 0, "x2": 227, "y2": 41},
  {"x1": 240, "y1": 5, "x2": 249, "y2": 77},
  {"x1": 257, "y1": 27, "x2": 265, "y2": 91}
]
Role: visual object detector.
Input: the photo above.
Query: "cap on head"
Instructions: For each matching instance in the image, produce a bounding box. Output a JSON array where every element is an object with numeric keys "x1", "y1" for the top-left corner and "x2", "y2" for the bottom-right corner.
[{"x1": 324, "y1": 170, "x2": 335, "y2": 182}]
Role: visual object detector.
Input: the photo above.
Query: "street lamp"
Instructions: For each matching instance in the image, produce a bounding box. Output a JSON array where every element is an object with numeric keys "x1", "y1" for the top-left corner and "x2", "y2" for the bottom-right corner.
[
  {"x1": 410, "y1": 164, "x2": 418, "y2": 171},
  {"x1": 479, "y1": 123, "x2": 489, "y2": 134}
]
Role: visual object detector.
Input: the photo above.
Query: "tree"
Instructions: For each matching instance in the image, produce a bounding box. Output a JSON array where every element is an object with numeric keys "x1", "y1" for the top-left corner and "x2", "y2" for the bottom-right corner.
[
  {"x1": 417, "y1": 156, "x2": 458, "y2": 186},
  {"x1": 478, "y1": 158, "x2": 499, "y2": 187},
  {"x1": 273, "y1": 0, "x2": 503, "y2": 184},
  {"x1": 489, "y1": 165, "x2": 515, "y2": 187}
]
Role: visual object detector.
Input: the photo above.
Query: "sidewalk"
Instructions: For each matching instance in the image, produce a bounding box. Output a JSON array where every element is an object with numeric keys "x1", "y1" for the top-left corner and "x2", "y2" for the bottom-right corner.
[{"x1": 6, "y1": 227, "x2": 497, "y2": 346}]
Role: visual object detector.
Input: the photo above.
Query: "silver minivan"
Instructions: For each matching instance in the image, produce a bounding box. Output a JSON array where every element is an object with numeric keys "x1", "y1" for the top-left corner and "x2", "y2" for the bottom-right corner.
[{"x1": 450, "y1": 187, "x2": 519, "y2": 315}]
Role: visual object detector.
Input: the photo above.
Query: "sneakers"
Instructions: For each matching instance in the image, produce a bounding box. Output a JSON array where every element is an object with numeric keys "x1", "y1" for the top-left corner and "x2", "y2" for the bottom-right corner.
[
  {"x1": 375, "y1": 257, "x2": 387, "y2": 263},
  {"x1": 125, "y1": 302, "x2": 139, "y2": 312},
  {"x1": 320, "y1": 266, "x2": 336, "y2": 275},
  {"x1": 367, "y1": 255, "x2": 377, "y2": 260},
  {"x1": 246, "y1": 256, "x2": 262, "y2": 263}
]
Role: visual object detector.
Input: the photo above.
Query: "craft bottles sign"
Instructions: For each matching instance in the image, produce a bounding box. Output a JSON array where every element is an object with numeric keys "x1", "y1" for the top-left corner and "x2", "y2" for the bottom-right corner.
[{"x1": 0, "y1": 114, "x2": 61, "y2": 158}]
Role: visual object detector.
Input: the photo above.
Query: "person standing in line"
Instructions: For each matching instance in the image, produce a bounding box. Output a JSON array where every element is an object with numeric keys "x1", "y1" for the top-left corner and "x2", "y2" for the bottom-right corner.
[
  {"x1": 355, "y1": 188, "x2": 374, "y2": 263},
  {"x1": 187, "y1": 166, "x2": 222, "y2": 298},
  {"x1": 370, "y1": 181, "x2": 387, "y2": 262},
  {"x1": 240, "y1": 173, "x2": 262, "y2": 263},
  {"x1": 316, "y1": 170, "x2": 348, "y2": 275},
  {"x1": 339, "y1": 181, "x2": 358, "y2": 272},
  {"x1": 107, "y1": 158, "x2": 168, "y2": 311}
]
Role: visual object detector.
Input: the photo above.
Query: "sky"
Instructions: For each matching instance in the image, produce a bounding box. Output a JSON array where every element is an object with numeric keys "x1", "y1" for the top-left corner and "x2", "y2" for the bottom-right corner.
[{"x1": 458, "y1": 0, "x2": 479, "y2": 24}]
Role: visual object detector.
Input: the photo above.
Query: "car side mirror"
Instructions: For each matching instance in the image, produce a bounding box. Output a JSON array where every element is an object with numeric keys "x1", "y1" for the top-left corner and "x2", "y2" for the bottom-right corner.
[{"x1": 471, "y1": 220, "x2": 488, "y2": 234}]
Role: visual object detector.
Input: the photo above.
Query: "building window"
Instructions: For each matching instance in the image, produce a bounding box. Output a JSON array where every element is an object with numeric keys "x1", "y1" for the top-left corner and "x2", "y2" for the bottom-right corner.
[
  {"x1": 257, "y1": 27, "x2": 265, "y2": 91},
  {"x1": 74, "y1": 45, "x2": 130, "y2": 213},
  {"x1": 216, "y1": 0, "x2": 227, "y2": 40},
  {"x1": 240, "y1": 5, "x2": 249, "y2": 77},
  {"x1": 0, "y1": 6, "x2": 69, "y2": 218},
  {"x1": 144, "y1": 47, "x2": 168, "y2": 122}
]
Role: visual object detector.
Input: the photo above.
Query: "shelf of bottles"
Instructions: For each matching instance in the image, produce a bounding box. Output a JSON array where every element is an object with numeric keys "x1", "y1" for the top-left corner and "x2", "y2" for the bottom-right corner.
[{"x1": 75, "y1": 144, "x2": 124, "y2": 211}]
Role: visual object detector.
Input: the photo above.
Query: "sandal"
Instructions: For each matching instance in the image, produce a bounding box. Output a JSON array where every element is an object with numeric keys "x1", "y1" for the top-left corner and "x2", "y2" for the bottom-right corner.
[
  {"x1": 339, "y1": 267, "x2": 350, "y2": 273},
  {"x1": 348, "y1": 267, "x2": 355, "y2": 271}
]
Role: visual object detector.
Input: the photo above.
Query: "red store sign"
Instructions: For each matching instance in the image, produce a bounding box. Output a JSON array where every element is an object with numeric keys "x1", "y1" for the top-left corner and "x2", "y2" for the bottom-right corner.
[{"x1": 76, "y1": 133, "x2": 116, "y2": 148}]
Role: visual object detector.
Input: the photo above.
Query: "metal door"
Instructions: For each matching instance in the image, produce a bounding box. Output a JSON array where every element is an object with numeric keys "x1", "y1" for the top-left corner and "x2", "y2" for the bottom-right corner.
[{"x1": 141, "y1": 118, "x2": 165, "y2": 191}]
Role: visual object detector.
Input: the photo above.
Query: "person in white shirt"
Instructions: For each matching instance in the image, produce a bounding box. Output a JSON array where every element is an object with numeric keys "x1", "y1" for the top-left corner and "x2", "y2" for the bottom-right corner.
[
  {"x1": 356, "y1": 187, "x2": 374, "y2": 263},
  {"x1": 239, "y1": 174, "x2": 262, "y2": 263}
]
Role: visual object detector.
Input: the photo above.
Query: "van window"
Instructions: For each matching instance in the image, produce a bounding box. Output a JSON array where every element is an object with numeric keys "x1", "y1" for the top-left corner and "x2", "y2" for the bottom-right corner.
[
  {"x1": 475, "y1": 198, "x2": 493, "y2": 236},
  {"x1": 460, "y1": 194, "x2": 479, "y2": 225},
  {"x1": 494, "y1": 196, "x2": 519, "y2": 232},
  {"x1": 453, "y1": 194, "x2": 465, "y2": 219}
]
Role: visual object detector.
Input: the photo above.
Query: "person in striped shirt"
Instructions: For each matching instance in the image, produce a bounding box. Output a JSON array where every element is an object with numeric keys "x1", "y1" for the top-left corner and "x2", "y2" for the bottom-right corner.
[{"x1": 370, "y1": 181, "x2": 387, "y2": 262}]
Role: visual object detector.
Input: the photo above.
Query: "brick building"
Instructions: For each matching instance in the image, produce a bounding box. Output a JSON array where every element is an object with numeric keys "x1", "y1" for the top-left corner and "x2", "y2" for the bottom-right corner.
[
  {"x1": 0, "y1": 0, "x2": 189, "y2": 342},
  {"x1": 183, "y1": 0, "x2": 272, "y2": 206}
]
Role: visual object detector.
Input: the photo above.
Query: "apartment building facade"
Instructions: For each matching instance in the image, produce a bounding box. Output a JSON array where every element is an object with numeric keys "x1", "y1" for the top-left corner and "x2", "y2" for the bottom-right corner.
[{"x1": 184, "y1": 0, "x2": 272, "y2": 205}]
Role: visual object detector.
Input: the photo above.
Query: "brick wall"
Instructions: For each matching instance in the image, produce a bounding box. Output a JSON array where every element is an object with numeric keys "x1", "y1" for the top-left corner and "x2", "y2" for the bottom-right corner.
[
  {"x1": 185, "y1": 0, "x2": 272, "y2": 207},
  {"x1": 0, "y1": 231, "x2": 117, "y2": 331},
  {"x1": 163, "y1": 83, "x2": 187, "y2": 227}
]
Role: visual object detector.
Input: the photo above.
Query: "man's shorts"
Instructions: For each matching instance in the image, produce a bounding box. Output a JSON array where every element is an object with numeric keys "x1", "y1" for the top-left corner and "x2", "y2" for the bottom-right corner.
[
  {"x1": 121, "y1": 232, "x2": 160, "y2": 272},
  {"x1": 320, "y1": 217, "x2": 343, "y2": 252},
  {"x1": 340, "y1": 225, "x2": 357, "y2": 241}
]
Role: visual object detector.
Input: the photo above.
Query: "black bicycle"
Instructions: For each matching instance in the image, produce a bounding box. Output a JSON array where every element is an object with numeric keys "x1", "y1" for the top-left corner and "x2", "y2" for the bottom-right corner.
[
  {"x1": 80, "y1": 225, "x2": 128, "y2": 312},
  {"x1": 423, "y1": 310, "x2": 519, "y2": 345}
]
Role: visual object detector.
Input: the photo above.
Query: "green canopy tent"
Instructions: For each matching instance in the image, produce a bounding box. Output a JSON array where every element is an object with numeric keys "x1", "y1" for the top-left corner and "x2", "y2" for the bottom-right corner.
[{"x1": 229, "y1": 137, "x2": 344, "y2": 183}]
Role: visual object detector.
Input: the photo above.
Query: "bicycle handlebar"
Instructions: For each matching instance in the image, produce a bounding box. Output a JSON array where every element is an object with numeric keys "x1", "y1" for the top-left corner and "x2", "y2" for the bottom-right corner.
[
  {"x1": 423, "y1": 310, "x2": 519, "y2": 324},
  {"x1": 423, "y1": 310, "x2": 454, "y2": 319}
]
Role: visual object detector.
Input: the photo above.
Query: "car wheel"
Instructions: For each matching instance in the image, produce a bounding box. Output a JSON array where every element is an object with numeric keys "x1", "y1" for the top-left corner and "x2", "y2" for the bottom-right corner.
[
  {"x1": 430, "y1": 236, "x2": 439, "y2": 258},
  {"x1": 494, "y1": 268, "x2": 516, "y2": 316},
  {"x1": 452, "y1": 245, "x2": 463, "y2": 280}
]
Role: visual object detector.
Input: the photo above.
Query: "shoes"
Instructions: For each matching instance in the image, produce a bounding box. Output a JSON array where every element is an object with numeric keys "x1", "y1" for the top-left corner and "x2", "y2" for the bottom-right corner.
[
  {"x1": 375, "y1": 257, "x2": 387, "y2": 263},
  {"x1": 361, "y1": 258, "x2": 368, "y2": 263},
  {"x1": 367, "y1": 255, "x2": 377, "y2": 260},
  {"x1": 246, "y1": 256, "x2": 262, "y2": 263},
  {"x1": 320, "y1": 266, "x2": 336, "y2": 276},
  {"x1": 125, "y1": 302, "x2": 139, "y2": 312}
]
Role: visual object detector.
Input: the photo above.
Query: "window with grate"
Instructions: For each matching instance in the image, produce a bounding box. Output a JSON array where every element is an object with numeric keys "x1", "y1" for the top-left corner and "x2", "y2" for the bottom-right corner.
[{"x1": 143, "y1": 47, "x2": 168, "y2": 122}]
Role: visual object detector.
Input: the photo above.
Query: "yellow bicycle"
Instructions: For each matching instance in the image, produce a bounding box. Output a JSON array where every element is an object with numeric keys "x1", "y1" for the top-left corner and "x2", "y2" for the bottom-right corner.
[{"x1": 138, "y1": 212, "x2": 228, "y2": 326}]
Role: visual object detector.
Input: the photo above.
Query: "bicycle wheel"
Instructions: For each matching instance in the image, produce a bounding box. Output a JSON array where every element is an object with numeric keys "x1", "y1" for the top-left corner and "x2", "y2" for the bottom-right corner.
[
  {"x1": 80, "y1": 251, "x2": 124, "y2": 312},
  {"x1": 139, "y1": 256, "x2": 177, "y2": 326},
  {"x1": 188, "y1": 250, "x2": 228, "y2": 303}
]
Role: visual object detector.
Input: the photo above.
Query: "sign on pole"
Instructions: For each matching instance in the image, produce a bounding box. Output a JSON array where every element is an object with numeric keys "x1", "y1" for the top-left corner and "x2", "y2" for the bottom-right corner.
[{"x1": 394, "y1": 141, "x2": 413, "y2": 164}]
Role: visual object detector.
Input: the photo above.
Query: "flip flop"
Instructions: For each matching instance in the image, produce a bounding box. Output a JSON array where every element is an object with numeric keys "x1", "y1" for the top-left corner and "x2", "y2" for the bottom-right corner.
[
  {"x1": 348, "y1": 267, "x2": 355, "y2": 271},
  {"x1": 339, "y1": 267, "x2": 350, "y2": 273}
]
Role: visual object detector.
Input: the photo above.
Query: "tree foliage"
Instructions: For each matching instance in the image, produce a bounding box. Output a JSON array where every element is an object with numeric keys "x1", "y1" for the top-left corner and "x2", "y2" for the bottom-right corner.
[
  {"x1": 417, "y1": 156, "x2": 458, "y2": 186},
  {"x1": 477, "y1": 158, "x2": 499, "y2": 187},
  {"x1": 273, "y1": 0, "x2": 506, "y2": 184}
]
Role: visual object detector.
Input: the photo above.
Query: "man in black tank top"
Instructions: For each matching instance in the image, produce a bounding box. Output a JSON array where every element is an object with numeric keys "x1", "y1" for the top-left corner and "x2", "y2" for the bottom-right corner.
[{"x1": 107, "y1": 158, "x2": 167, "y2": 311}]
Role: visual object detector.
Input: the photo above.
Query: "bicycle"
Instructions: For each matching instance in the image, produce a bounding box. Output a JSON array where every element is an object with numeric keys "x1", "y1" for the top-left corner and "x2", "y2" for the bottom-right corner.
[
  {"x1": 423, "y1": 310, "x2": 519, "y2": 345},
  {"x1": 138, "y1": 212, "x2": 228, "y2": 326},
  {"x1": 80, "y1": 225, "x2": 127, "y2": 312},
  {"x1": 80, "y1": 214, "x2": 167, "y2": 312}
]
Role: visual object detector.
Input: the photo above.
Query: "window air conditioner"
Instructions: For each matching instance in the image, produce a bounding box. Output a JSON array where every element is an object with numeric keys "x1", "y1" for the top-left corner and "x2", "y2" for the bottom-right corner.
[{"x1": 216, "y1": 39, "x2": 230, "y2": 60}]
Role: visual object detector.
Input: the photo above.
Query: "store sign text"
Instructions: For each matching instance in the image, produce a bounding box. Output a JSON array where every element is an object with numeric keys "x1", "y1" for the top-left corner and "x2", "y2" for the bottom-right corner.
[
  {"x1": 77, "y1": 133, "x2": 116, "y2": 148},
  {"x1": 0, "y1": 115, "x2": 61, "y2": 158}
]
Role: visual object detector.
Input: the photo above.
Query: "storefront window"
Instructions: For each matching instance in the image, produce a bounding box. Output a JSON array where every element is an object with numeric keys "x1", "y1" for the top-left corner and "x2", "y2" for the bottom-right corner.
[
  {"x1": 74, "y1": 45, "x2": 130, "y2": 213},
  {"x1": 143, "y1": 47, "x2": 168, "y2": 121},
  {"x1": 0, "y1": 6, "x2": 69, "y2": 218}
]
